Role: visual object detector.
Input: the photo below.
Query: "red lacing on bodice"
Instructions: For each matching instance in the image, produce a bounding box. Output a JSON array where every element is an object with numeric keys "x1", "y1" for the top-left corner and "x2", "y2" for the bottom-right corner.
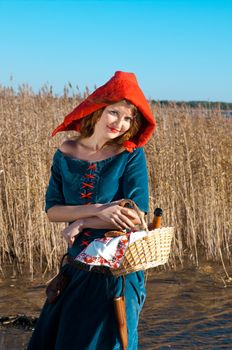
[
  {"x1": 83, "y1": 231, "x2": 91, "y2": 237},
  {"x1": 85, "y1": 174, "x2": 95, "y2": 179},
  {"x1": 87, "y1": 164, "x2": 97, "y2": 170},
  {"x1": 80, "y1": 239, "x2": 90, "y2": 247},
  {"x1": 80, "y1": 192, "x2": 93, "y2": 199},
  {"x1": 79, "y1": 163, "x2": 97, "y2": 204},
  {"x1": 81, "y1": 182, "x2": 94, "y2": 189},
  {"x1": 80, "y1": 163, "x2": 97, "y2": 246}
]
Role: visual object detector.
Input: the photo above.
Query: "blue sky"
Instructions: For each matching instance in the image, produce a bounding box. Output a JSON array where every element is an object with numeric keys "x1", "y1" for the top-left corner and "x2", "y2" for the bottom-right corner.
[{"x1": 0, "y1": 0, "x2": 231, "y2": 102}]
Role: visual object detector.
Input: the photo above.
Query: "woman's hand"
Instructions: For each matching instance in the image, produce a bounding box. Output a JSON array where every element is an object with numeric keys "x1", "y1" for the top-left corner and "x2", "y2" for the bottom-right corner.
[
  {"x1": 96, "y1": 202, "x2": 141, "y2": 230},
  {"x1": 62, "y1": 219, "x2": 84, "y2": 247}
]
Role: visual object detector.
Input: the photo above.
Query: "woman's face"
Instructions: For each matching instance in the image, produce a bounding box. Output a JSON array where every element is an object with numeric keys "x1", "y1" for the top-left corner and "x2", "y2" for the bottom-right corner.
[{"x1": 93, "y1": 101, "x2": 135, "y2": 140}]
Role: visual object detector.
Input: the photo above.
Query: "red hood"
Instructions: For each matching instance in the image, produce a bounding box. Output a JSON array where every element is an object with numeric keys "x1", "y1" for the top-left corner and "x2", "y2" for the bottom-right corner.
[{"x1": 52, "y1": 71, "x2": 155, "y2": 150}]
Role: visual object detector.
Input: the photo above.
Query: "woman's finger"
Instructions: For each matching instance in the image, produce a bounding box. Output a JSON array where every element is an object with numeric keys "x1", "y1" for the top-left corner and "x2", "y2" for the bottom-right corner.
[
  {"x1": 118, "y1": 211, "x2": 137, "y2": 226},
  {"x1": 120, "y1": 207, "x2": 138, "y2": 219},
  {"x1": 62, "y1": 228, "x2": 75, "y2": 246},
  {"x1": 68, "y1": 237, "x2": 75, "y2": 248},
  {"x1": 114, "y1": 215, "x2": 135, "y2": 229}
]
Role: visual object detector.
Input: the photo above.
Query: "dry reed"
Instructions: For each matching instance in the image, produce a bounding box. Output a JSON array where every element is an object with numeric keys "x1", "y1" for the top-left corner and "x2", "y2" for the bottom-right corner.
[{"x1": 0, "y1": 84, "x2": 231, "y2": 275}]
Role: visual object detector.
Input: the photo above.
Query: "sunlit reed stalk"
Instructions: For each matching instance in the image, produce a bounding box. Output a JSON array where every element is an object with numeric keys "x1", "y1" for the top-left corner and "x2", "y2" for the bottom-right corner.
[{"x1": 0, "y1": 84, "x2": 231, "y2": 275}]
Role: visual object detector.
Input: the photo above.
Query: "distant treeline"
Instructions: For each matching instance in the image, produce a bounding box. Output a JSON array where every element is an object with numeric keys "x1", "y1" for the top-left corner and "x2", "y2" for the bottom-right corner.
[{"x1": 151, "y1": 100, "x2": 232, "y2": 110}]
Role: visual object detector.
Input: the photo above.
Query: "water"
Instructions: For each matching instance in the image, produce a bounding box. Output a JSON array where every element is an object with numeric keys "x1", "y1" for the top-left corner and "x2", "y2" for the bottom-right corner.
[
  {"x1": 139, "y1": 267, "x2": 232, "y2": 349},
  {"x1": 1, "y1": 265, "x2": 232, "y2": 349}
]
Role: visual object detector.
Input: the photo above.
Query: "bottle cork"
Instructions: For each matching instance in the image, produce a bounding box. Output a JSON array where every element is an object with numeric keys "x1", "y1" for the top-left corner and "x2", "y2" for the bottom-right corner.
[{"x1": 152, "y1": 208, "x2": 163, "y2": 229}]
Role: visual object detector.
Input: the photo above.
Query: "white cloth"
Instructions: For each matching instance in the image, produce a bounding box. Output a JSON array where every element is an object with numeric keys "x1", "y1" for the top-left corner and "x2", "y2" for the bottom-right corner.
[
  {"x1": 82, "y1": 236, "x2": 123, "y2": 261},
  {"x1": 129, "y1": 230, "x2": 147, "y2": 244}
]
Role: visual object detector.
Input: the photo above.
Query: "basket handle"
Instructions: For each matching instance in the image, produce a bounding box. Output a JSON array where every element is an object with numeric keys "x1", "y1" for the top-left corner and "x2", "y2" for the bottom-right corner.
[{"x1": 119, "y1": 199, "x2": 148, "y2": 232}]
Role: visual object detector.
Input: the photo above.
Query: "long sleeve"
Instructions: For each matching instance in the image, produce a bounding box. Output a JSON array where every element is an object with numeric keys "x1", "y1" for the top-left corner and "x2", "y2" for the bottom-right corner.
[
  {"x1": 45, "y1": 151, "x2": 65, "y2": 213},
  {"x1": 122, "y1": 148, "x2": 149, "y2": 213}
]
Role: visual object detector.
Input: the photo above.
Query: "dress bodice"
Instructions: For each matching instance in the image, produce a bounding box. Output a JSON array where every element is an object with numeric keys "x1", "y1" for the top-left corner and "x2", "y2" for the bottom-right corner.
[{"x1": 45, "y1": 147, "x2": 149, "y2": 257}]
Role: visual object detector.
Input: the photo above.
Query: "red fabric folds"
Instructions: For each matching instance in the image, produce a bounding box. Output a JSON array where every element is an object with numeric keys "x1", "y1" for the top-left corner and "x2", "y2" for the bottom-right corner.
[{"x1": 52, "y1": 71, "x2": 155, "y2": 150}]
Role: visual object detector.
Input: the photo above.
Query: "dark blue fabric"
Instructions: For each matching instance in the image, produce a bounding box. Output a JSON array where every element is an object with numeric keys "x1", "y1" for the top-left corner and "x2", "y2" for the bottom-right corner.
[
  {"x1": 45, "y1": 148, "x2": 148, "y2": 213},
  {"x1": 29, "y1": 147, "x2": 149, "y2": 350}
]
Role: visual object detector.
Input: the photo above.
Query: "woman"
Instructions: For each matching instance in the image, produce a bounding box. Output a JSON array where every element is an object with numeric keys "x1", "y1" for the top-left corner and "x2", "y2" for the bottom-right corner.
[{"x1": 28, "y1": 71, "x2": 155, "y2": 350}]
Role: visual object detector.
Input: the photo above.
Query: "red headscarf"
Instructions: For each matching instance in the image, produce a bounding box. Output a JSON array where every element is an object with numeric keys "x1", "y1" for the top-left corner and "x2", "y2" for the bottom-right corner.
[{"x1": 52, "y1": 71, "x2": 155, "y2": 151}]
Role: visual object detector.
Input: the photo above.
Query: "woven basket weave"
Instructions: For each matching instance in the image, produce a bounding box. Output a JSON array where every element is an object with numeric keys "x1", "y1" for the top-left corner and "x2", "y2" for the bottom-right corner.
[{"x1": 111, "y1": 226, "x2": 174, "y2": 276}]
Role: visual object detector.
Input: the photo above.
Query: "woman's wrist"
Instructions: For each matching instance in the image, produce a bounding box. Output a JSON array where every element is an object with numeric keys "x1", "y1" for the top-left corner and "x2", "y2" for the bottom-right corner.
[
  {"x1": 68, "y1": 203, "x2": 103, "y2": 221},
  {"x1": 90, "y1": 203, "x2": 104, "y2": 217},
  {"x1": 72, "y1": 218, "x2": 85, "y2": 230},
  {"x1": 80, "y1": 218, "x2": 86, "y2": 230}
]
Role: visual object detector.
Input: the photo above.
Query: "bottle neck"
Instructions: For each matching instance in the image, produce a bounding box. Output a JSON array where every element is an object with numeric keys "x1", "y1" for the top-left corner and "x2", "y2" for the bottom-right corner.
[{"x1": 152, "y1": 215, "x2": 161, "y2": 229}]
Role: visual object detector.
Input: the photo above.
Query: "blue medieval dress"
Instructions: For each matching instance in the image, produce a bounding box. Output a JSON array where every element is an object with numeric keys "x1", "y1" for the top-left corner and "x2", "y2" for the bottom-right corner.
[{"x1": 28, "y1": 146, "x2": 149, "y2": 350}]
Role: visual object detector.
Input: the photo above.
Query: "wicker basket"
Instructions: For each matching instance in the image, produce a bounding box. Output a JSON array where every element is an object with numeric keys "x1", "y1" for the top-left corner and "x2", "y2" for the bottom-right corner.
[
  {"x1": 111, "y1": 226, "x2": 174, "y2": 276},
  {"x1": 67, "y1": 200, "x2": 174, "y2": 277}
]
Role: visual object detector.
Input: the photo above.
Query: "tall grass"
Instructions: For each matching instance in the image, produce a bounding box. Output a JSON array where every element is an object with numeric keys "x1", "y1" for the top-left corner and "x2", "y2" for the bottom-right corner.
[{"x1": 0, "y1": 85, "x2": 231, "y2": 274}]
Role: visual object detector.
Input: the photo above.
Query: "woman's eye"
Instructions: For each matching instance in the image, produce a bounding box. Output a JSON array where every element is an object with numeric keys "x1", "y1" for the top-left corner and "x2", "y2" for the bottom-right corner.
[
  {"x1": 110, "y1": 110, "x2": 117, "y2": 115},
  {"x1": 125, "y1": 117, "x2": 133, "y2": 122}
]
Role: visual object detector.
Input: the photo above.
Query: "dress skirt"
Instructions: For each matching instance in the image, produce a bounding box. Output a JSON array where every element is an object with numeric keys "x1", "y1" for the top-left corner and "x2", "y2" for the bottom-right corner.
[{"x1": 28, "y1": 263, "x2": 146, "y2": 350}]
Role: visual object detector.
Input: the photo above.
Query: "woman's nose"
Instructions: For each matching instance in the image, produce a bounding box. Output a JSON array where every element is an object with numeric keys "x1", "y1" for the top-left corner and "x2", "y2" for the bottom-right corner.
[{"x1": 113, "y1": 117, "x2": 123, "y2": 129}]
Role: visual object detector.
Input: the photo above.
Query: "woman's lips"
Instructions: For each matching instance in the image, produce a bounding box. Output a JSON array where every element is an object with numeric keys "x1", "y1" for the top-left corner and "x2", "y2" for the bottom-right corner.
[{"x1": 107, "y1": 126, "x2": 120, "y2": 133}]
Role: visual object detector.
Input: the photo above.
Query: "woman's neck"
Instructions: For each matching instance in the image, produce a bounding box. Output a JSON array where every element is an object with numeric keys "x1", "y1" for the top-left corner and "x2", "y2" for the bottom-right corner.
[
  {"x1": 78, "y1": 135, "x2": 108, "y2": 152},
  {"x1": 60, "y1": 137, "x2": 124, "y2": 162}
]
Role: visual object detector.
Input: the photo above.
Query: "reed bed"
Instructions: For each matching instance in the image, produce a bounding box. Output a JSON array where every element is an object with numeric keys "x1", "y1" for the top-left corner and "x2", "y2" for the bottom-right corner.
[{"x1": 0, "y1": 84, "x2": 231, "y2": 275}]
